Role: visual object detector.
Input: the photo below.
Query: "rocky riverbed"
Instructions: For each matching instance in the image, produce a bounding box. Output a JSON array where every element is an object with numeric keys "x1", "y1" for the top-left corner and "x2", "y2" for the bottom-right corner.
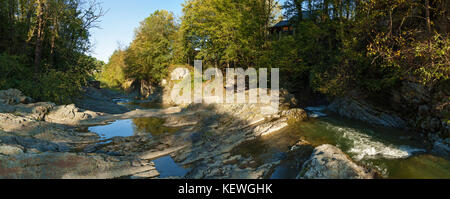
[{"x1": 0, "y1": 87, "x2": 380, "y2": 179}]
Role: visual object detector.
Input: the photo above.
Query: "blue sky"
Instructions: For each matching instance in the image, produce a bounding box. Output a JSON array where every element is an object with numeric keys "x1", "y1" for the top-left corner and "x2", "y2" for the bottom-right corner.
[{"x1": 89, "y1": 0, "x2": 287, "y2": 63}]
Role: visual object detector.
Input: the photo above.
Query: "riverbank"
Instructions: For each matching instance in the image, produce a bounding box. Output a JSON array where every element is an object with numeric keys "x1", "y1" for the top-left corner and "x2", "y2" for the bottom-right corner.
[
  {"x1": 0, "y1": 85, "x2": 448, "y2": 179},
  {"x1": 0, "y1": 87, "x2": 379, "y2": 179}
]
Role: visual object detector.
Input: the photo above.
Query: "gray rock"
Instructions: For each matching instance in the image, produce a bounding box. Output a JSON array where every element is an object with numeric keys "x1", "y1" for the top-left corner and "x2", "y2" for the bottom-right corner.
[
  {"x1": 281, "y1": 108, "x2": 308, "y2": 122},
  {"x1": 130, "y1": 169, "x2": 160, "y2": 179},
  {"x1": 0, "y1": 136, "x2": 70, "y2": 152},
  {"x1": 13, "y1": 102, "x2": 55, "y2": 121},
  {"x1": 253, "y1": 118, "x2": 288, "y2": 137},
  {"x1": 0, "y1": 113, "x2": 38, "y2": 132},
  {"x1": 279, "y1": 88, "x2": 298, "y2": 109},
  {"x1": 400, "y1": 82, "x2": 430, "y2": 105},
  {"x1": 0, "y1": 89, "x2": 30, "y2": 105},
  {"x1": 0, "y1": 144, "x2": 24, "y2": 156},
  {"x1": 328, "y1": 97, "x2": 407, "y2": 128},
  {"x1": 45, "y1": 104, "x2": 98, "y2": 125},
  {"x1": 74, "y1": 87, "x2": 130, "y2": 114},
  {"x1": 298, "y1": 144, "x2": 374, "y2": 179},
  {"x1": 432, "y1": 141, "x2": 450, "y2": 158},
  {"x1": 0, "y1": 152, "x2": 158, "y2": 179}
]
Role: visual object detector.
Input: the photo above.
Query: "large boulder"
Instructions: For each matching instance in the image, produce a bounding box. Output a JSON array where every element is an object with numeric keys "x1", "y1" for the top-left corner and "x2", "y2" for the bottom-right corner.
[
  {"x1": 297, "y1": 144, "x2": 374, "y2": 179},
  {"x1": 279, "y1": 88, "x2": 298, "y2": 109},
  {"x1": 44, "y1": 104, "x2": 98, "y2": 125},
  {"x1": 432, "y1": 141, "x2": 450, "y2": 158},
  {"x1": 328, "y1": 97, "x2": 407, "y2": 128},
  {"x1": 13, "y1": 102, "x2": 55, "y2": 121},
  {"x1": 0, "y1": 144, "x2": 24, "y2": 156},
  {"x1": 281, "y1": 108, "x2": 308, "y2": 122},
  {"x1": 0, "y1": 89, "x2": 30, "y2": 105}
]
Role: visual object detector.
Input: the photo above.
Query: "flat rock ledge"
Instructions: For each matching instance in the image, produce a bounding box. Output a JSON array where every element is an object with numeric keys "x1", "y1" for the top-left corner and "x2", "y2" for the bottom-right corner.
[
  {"x1": 0, "y1": 152, "x2": 159, "y2": 179},
  {"x1": 297, "y1": 144, "x2": 374, "y2": 179},
  {"x1": 328, "y1": 97, "x2": 406, "y2": 128},
  {"x1": 0, "y1": 88, "x2": 310, "y2": 179}
]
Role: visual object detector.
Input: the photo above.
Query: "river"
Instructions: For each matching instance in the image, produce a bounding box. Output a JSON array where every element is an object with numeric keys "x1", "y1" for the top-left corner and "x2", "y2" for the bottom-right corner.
[{"x1": 87, "y1": 101, "x2": 450, "y2": 179}]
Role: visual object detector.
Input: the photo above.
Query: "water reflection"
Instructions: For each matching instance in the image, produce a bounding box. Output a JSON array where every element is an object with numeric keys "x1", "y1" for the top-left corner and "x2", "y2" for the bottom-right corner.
[
  {"x1": 133, "y1": 117, "x2": 178, "y2": 136},
  {"x1": 88, "y1": 120, "x2": 135, "y2": 140},
  {"x1": 88, "y1": 117, "x2": 177, "y2": 140},
  {"x1": 153, "y1": 156, "x2": 190, "y2": 178}
]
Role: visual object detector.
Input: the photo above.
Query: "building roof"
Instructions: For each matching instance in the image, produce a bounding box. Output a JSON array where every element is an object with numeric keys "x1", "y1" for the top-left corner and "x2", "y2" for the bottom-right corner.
[{"x1": 272, "y1": 20, "x2": 291, "y2": 28}]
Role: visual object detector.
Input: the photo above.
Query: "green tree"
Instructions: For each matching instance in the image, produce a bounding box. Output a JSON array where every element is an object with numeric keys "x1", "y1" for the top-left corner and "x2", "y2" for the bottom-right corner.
[
  {"x1": 0, "y1": 0, "x2": 105, "y2": 103},
  {"x1": 99, "y1": 49, "x2": 127, "y2": 88},
  {"x1": 124, "y1": 10, "x2": 177, "y2": 84},
  {"x1": 179, "y1": 0, "x2": 281, "y2": 68}
]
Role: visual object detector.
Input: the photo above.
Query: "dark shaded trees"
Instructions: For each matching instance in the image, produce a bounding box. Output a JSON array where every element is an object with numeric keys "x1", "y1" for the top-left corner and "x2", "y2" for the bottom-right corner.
[
  {"x1": 0, "y1": 0, "x2": 105, "y2": 103},
  {"x1": 278, "y1": 0, "x2": 448, "y2": 98}
]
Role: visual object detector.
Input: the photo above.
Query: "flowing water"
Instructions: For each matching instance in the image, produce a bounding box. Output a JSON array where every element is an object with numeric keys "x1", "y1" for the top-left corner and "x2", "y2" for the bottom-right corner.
[
  {"x1": 86, "y1": 102, "x2": 450, "y2": 179},
  {"x1": 267, "y1": 111, "x2": 450, "y2": 179}
]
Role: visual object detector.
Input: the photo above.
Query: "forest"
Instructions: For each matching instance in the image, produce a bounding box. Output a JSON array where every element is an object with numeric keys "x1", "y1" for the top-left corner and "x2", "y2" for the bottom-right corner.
[
  {"x1": 0, "y1": 0, "x2": 104, "y2": 103},
  {"x1": 0, "y1": 0, "x2": 449, "y2": 107},
  {"x1": 100, "y1": 0, "x2": 449, "y2": 109}
]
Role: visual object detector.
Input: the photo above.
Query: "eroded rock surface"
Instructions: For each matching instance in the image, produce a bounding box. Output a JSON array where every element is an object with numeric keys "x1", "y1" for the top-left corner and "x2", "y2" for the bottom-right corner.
[
  {"x1": 0, "y1": 152, "x2": 158, "y2": 179},
  {"x1": 328, "y1": 97, "x2": 407, "y2": 128},
  {"x1": 0, "y1": 144, "x2": 24, "y2": 156},
  {"x1": 298, "y1": 144, "x2": 374, "y2": 179},
  {"x1": 0, "y1": 89, "x2": 30, "y2": 105},
  {"x1": 44, "y1": 104, "x2": 98, "y2": 125},
  {"x1": 0, "y1": 87, "x2": 379, "y2": 179}
]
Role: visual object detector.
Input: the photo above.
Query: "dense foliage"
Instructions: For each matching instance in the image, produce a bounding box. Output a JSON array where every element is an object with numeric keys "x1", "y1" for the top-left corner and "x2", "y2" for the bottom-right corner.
[
  {"x1": 100, "y1": 0, "x2": 448, "y2": 103},
  {"x1": 0, "y1": 0, "x2": 104, "y2": 104},
  {"x1": 125, "y1": 10, "x2": 177, "y2": 84},
  {"x1": 178, "y1": 0, "x2": 281, "y2": 68},
  {"x1": 98, "y1": 49, "x2": 127, "y2": 88},
  {"x1": 99, "y1": 10, "x2": 177, "y2": 88},
  {"x1": 273, "y1": 0, "x2": 449, "y2": 101}
]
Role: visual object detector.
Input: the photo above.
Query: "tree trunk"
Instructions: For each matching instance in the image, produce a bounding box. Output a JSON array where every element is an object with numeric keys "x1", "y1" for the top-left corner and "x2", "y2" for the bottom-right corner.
[
  {"x1": 437, "y1": 0, "x2": 449, "y2": 34},
  {"x1": 33, "y1": 0, "x2": 45, "y2": 74},
  {"x1": 323, "y1": 0, "x2": 329, "y2": 20},
  {"x1": 8, "y1": 0, "x2": 15, "y2": 54},
  {"x1": 294, "y1": 0, "x2": 303, "y2": 21},
  {"x1": 21, "y1": 3, "x2": 33, "y2": 54},
  {"x1": 308, "y1": 0, "x2": 312, "y2": 15},
  {"x1": 49, "y1": 17, "x2": 57, "y2": 67},
  {"x1": 425, "y1": 0, "x2": 432, "y2": 34}
]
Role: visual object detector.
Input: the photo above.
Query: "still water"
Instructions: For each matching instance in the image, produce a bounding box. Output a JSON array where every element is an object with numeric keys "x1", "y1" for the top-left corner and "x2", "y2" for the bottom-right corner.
[
  {"x1": 88, "y1": 117, "x2": 177, "y2": 140},
  {"x1": 88, "y1": 117, "x2": 188, "y2": 178}
]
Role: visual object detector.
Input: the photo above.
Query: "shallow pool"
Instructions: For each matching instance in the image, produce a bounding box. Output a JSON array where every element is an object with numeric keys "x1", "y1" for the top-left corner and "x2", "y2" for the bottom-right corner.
[{"x1": 88, "y1": 117, "x2": 178, "y2": 140}]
